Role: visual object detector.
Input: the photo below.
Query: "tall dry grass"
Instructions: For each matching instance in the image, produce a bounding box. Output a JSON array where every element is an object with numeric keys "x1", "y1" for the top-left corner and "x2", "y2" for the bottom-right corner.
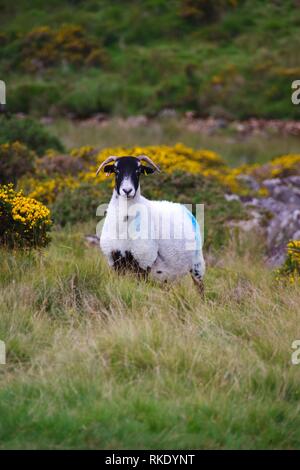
[{"x1": 0, "y1": 223, "x2": 299, "y2": 449}]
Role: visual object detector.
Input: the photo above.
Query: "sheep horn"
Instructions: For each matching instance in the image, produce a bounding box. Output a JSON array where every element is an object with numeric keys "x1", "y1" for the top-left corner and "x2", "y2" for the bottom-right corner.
[
  {"x1": 137, "y1": 155, "x2": 161, "y2": 173},
  {"x1": 96, "y1": 156, "x2": 118, "y2": 176}
]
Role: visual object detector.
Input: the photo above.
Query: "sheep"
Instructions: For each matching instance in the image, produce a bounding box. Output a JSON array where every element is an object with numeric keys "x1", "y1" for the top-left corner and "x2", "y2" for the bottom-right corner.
[{"x1": 96, "y1": 155, "x2": 205, "y2": 295}]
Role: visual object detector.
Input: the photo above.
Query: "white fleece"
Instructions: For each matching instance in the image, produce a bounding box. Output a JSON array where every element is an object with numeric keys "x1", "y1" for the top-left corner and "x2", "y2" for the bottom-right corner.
[{"x1": 100, "y1": 187, "x2": 205, "y2": 281}]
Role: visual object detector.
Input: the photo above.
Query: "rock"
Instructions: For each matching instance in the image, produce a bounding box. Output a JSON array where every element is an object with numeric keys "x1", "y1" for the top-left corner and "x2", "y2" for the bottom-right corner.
[
  {"x1": 262, "y1": 178, "x2": 281, "y2": 190},
  {"x1": 227, "y1": 209, "x2": 264, "y2": 234},
  {"x1": 263, "y1": 177, "x2": 300, "y2": 205},
  {"x1": 85, "y1": 235, "x2": 99, "y2": 247},
  {"x1": 40, "y1": 116, "x2": 54, "y2": 125},
  {"x1": 225, "y1": 193, "x2": 240, "y2": 202},
  {"x1": 184, "y1": 111, "x2": 196, "y2": 120},
  {"x1": 237, "y1": 174, "x2": 260, "y2": 191},
  {"x1": 293, "y1": 229, "x2": 300, "y2": 239},
  {"x1": 289, "y1": 176, "x2": 300, "y2": 187},
  {"x1": 125, "y1": 115, "x2": 148, "y2": 127},
  {"x1": 265, "y1": 245, "x2": 287, "y2": 268},
  {"x1": 240, "y1": 176, "x2": 300, "y2": 266},
  {"x1": 158, "y1": 108, "x2": 177, "y2": 119}
]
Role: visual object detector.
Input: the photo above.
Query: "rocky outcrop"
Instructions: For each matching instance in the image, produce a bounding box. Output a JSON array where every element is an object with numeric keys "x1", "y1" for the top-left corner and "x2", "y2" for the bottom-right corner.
[{"x1": 231, "y1": 176, "x2": 300, "y2": 266}]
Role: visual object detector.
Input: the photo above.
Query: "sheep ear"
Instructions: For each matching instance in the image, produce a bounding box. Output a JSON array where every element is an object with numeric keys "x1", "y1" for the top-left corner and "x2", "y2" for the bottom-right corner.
[
  {"x1": 103, "y1": 164, "x2": 115, "y2": 175},
  {"x1": 141, "y1": 165, "x2": 155, "y2": 175}
]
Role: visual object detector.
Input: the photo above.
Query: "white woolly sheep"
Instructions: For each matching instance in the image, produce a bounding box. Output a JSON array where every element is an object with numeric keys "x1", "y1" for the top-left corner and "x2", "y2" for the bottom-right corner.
[{"x1": 96, "y1": 155, "x2": 205, "y2": 295}]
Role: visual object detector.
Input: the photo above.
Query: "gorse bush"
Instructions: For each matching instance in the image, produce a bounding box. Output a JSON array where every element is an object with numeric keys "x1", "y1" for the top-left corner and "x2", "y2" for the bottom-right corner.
[
  {"x1": 277, "y1": 240, "x2": 300, "y2": 284},
  {"x1": 21, "y1": 24, "x2": 107, "y2": 72},
  {"x1": 267, "y1": 155, "x2": 300, "y2": 179},
  {"x1": 91, "y1": 144, "x2": 248, "y2": 194},
  {"x1": 20, "y1": 176, "x2": 80, "y2": 205},
  {"x1": 69, "y1": 145, "x2": 98, "y2": 163},
  {"x1": 180, "y1": 0, "x2": 239, "y2": 23},
  {"x1": 0, "y1": 141, "x2": 36, "y2": 185},
  {"x1": 0, "y1": 116, "x2": 64, "y2": 155},
  {"x1": 0, "y1": 184, "x2": 51, "y2": 248},
  {"x1": 233, "y1": 154, "x2": 300, "y2": 183},
  {"x1": 36, "y1": 152, "x2": 86, "y2": 177}
]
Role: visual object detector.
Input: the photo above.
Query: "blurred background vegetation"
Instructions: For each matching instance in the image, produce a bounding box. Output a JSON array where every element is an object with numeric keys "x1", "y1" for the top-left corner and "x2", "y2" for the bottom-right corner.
[{"x1": 1, "y1": 0, "x2": 300, "y2": 119}]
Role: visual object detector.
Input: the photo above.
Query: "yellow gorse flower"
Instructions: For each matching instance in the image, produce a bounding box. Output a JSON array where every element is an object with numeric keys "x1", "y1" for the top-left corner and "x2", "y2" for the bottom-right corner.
[
  {"x1": 276, "y1": 240, "x2": 300, "y2": 284},
  {"x1": 22, "y1": 177, "x2": 80, "y2": 205},
  {"x1": 18, "y1": 145, "x2": 300, "y2": 205},
  {"x1": 12, "y1": 195, "x2": 51, "y2": 227},
  {"x1": 287, "y1": 240, "x2": 300, "y2": 265},
  {"x1": 0, "y1": 184, "x2": 52, "y2": 248}
]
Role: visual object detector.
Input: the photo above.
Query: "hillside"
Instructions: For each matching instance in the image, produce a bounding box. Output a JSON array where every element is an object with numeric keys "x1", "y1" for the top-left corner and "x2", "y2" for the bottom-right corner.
[{"x1": 1, "y1": 0, "x2": 300, "y2": 118}]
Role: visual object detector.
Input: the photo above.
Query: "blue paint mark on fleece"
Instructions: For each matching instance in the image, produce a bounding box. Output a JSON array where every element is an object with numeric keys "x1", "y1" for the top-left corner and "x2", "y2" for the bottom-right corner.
[
  {"x1": 135, "y1": 211, "x2": 141, "y2": 232},
  {"x1": 184, "y1": 207, "x2": 202, "y2": 254}
]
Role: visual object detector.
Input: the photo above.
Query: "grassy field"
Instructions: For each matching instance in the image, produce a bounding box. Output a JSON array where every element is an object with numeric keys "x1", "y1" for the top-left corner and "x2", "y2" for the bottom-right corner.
[{"x1": 0, "y1": 223, "x2": 299, "y2": 449}]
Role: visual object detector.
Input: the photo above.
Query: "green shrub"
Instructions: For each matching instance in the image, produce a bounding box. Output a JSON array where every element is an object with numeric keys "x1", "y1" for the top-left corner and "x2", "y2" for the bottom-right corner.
[
  {"x1": 50, "y1": 182, "x2": 110, "y2": 226},
  {"x1": 9, "y1": 83, "x2": 62, "y2": 116},
  {"x1": 276, "y1": 240, "x2": 300, "y2": 284},
  {"x1": 179, "y1": 0, "x2": 239, "y2": 24},
  {"x1": 0, "y1": 116, "x2": 64, "y2": 155},
  {"x1": 21, "y1": 24, "x2": 107, "y2": 72},
  {"x1": 0, "y1": 184, "x2": 52, "y2": 248},
  {"x1": 0, "y1": 141, "x2": 37, "y2": 185},
  {"x1": 60, "y1": 77, "x2": 110, "y2": 117}
]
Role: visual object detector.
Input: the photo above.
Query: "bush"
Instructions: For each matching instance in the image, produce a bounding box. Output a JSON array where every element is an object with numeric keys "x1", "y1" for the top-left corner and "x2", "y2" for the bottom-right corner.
[
  {"x1": 276, "y1": 240, "x2": 300, "y2": 284},
  {"x1": 9, "y1": 83, "x2": 62, "y2": 116},
  {"x1": 69, "y1": 146, "x2": 98, "y2": 163},
  {"x1": 60, "y1": 80, "x2": 108, "y2": 118},
  {"x1": 19, "y1": 176, "x2": 80, "y2": 205},
  {"x1": 243, "y1": 154, "x2": 300, "y2": 182},
  {"x1": 36, "y1": 153, "x2": 85, "y2": 176},
  {"x1": 0, "y1": 184, "x2": 51, "y2": 248},
  {"x1": 179, "y1": 0, "x2": 239, "y2": 23},
  {"x1": 0, "y1": 116, "x2": 64, "y2": 156},
  {"x1": 0, "y1": 141, "x2": 37, "y2": 185},
  {"x1": 50, "y1": 182, "x2": 109, "y2": 226},
  {"x1": 21, "y1": 24, "x2": 107, "y2": 72},
  {"x1": 94, "y1": 144, "x2": 245, "y2": 193}
]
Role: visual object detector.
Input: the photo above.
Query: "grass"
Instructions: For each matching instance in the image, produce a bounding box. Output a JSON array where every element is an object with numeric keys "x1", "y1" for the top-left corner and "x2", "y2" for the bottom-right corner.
[
  {"x1": 0, "y1": 223, "x2": 299, "y2": 449},
  {"x1": 49, "y1": 117, "x2": 300, "y2": 166}
]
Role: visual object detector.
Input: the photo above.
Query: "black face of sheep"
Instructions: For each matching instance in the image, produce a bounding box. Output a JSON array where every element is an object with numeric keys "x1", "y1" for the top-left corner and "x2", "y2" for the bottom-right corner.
[{"x1": 96, "y1": 155, "x2": 160, "y2": 199}]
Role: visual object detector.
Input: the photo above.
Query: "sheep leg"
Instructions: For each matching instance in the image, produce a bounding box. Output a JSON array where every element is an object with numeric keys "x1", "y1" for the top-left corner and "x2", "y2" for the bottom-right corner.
[
  {"x1": 191, "y1": 275, "x2": 205, "y2": 298},
  {"x1": 111, "y1": 250, "x2": 150, "y2": 279},
  {"x1": 190, "y1": 268, "x2": 205, "y2": 299},
  {"x1": 111, "y1": 250, "x2": 126, "y2": 274}
]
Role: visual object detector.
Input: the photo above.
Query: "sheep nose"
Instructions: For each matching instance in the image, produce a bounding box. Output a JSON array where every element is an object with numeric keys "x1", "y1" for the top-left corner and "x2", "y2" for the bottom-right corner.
[{"x1": 123, "y1": 188, "x2": 133, "y2": 196}]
